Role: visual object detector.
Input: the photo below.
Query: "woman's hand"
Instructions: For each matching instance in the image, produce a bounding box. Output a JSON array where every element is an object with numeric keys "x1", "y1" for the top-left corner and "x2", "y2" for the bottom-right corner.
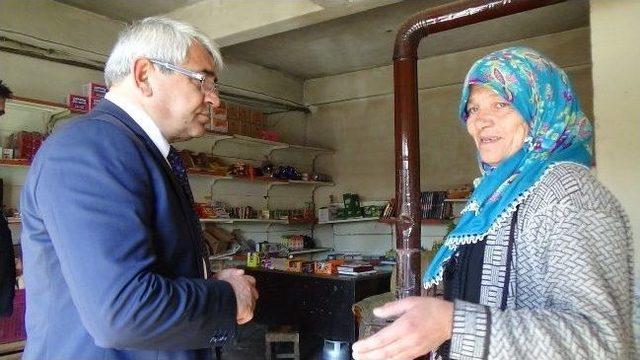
[{"x1": 352, "y1": 296, "x2": 453, "y2": 360}]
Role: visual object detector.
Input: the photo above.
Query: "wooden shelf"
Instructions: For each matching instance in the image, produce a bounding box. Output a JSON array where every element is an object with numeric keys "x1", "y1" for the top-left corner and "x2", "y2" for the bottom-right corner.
[
  {"x1": 0, "y1": 159, "x2": 30, "y2": 168},
  {"x1": 188, "y1": 171, "x2": 333, "y2": 187},
  {"x1": 318, "y1": 217, "x2": 451, "y2": 225},
  {"x1": 0, "y1": 340, "x2": 25, "y2": 355},
  {"x1": 203, "y1": 132, "x2": 333, "y2": 155},
  {"x1": 288, "y1": 247, "x2": 332, "y2": 258},
  {"x1": 378, "y1": 218, "x2": 451, "y2": 225},
  {"x1": 318, "y1": 217, "x2": 380, "y2": 225},
  {"x1": 199, "y1": 218, "x2": 315, "y2": 225}
]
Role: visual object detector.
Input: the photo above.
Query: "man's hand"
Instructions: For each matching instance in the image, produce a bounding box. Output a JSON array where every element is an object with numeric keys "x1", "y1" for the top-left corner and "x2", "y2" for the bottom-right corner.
[
  {"x1": 351, "y1": 296, "x2": 453, "y2": 360},
  {"x1": 216, "y1": 268, "x2": 258, "y2": 324}
]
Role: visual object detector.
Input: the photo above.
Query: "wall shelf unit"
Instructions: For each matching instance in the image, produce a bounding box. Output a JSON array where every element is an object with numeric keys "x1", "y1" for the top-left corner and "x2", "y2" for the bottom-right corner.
[
  {"x1": 205, "y1": 131, "x2": 334, "y2": 157},
  {"x1": 199, "y1": 218, "x2": 316, "y2": 225},
  {"x1": 318, "y1": 217, "x2": 452, "y2": 226}
]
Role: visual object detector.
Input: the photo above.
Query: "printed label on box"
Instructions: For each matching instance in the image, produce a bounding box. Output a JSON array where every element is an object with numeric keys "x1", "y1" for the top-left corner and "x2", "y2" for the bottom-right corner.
[
  {"x1": 66, "y1": 94, "x2": 89, "y2": 113},
  {"x1": 82, "y1": 82, "x2": 108, "y2": 98}
]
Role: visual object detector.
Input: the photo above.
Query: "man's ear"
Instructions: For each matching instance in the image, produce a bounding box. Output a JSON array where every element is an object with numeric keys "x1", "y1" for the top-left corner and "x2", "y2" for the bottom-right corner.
[{"x1": 132, "y1": 58, "x2": 153, "y2": 96}]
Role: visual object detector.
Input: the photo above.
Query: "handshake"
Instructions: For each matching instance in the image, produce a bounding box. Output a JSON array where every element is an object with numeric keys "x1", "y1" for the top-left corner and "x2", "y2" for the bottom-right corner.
[{"x1": 216, "y1": 268, "x2": 259, "y2": 324}]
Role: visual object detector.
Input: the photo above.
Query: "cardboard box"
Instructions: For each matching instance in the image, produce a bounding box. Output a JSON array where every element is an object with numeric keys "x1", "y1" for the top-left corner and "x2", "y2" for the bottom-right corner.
[
  {"x1": 7, "y1": 131, "x2": 44, "y2": 161},
  {"x1": 288, "y1": 260, "x2": 302, "y2": 272},
  {"x1": 82, "y1": 82, "x2": 108, "y2": 99},
  {"x1": 1, "y1": 148, "x2": 13, "y2": 159},
  {"x1": 226, "y1": 103, "x2": 239, "y2": 121},
  {"x1": 238, "y1": 106, "x2": 251, "y2": 121},
  {"x1": 66, "y1": 94, "x2": 89, "y2": 113},
  {"x1": 211, "y1": 102, "x2": 227, "y2": 121},
  {"x1": 250, "y1": 110, "x2": 265, "y2": 125},
  {"x1": 228, "y1": 120, "x2": 241, "y2": 134},
  {"x1": 301, "y1": 261, "x2": 315, "y2": 274},
  {"x1": 205, "y1": 115, "x2": 229, "y2": 133},
  {"x1": 250, "y1": 123, "x2": 265, "y2": 138},
  {"x1": 247, "y1": 252, "x2": 260, "y2": 267},
  {"x1": 240, "y1": 121, "x2": 252, "y2": 136}
]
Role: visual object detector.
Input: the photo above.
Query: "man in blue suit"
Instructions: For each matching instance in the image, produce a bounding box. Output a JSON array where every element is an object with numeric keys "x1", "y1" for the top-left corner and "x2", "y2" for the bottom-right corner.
[{"x1": 20, "y1": 17, "x2": 258, "y2": 359}]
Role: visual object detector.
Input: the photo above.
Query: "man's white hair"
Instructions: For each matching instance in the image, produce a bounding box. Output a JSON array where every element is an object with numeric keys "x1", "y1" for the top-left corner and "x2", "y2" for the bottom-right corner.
[{"x1": 104, "y1": 17, "x2": 223, "y2": 87}]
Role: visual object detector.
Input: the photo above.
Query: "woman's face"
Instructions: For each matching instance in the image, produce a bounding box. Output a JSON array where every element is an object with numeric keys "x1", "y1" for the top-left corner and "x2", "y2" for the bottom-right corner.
[{"x1": 465, "y1": 85, "x2": 529, "y2": 167}]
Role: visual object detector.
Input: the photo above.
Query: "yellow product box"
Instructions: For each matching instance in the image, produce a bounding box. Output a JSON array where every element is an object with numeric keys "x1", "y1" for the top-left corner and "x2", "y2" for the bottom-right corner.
[{"x1": 247, "y1": 252, "x2": 260, "y2": 267}]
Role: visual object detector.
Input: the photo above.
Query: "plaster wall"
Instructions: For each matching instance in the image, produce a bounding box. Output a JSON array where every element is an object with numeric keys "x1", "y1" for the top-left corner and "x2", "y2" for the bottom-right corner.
[{"x1": 590, "y1": 0, "x2": 640, "y2": 278}]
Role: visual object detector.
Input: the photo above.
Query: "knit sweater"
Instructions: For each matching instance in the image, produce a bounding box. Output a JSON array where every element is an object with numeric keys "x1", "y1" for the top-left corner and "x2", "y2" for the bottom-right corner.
[{"x1": 446, "y1": 163, "x2": 634, "y2": 359}]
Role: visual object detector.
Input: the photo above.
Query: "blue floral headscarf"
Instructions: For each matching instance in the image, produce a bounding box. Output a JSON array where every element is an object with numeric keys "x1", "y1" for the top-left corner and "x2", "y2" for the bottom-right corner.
[{"x1": 423, "y1": 47, "x2": 593, "y2": 288}]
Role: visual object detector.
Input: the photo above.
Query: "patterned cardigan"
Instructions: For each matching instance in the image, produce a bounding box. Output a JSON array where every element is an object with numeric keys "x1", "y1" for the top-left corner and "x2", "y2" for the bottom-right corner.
[{"x1": 446, "y1": 163, "x2": 634, "y2": 359}]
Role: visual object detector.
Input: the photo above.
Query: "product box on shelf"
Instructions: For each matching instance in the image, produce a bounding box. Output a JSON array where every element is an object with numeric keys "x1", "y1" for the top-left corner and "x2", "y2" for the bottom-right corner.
[
  {"x1": 250, "y1": 110, "x2": 265, "y2": 125},
  {"x1": 240, "y1": 121, "x2": 252, "y2": 136},
  {"x1": 66, "y1": 94, "x2": 89, "y2": 113},
  {"x1": 206, "y1": 119, "x2": 229, "y2": 133},
  {"x1": 1, "y1": 148, "x2": 14, "y2": 159},
  {"x1": 82, "y1": 82, "x2": 108, "y2": 99},
  {"x1": 288, "y1": 259, "x2": 303, "y2": 272},
  {"x1": 250, "y1": 123, "x2": 265, "y2": 138},
  {"x1": 238, "y1": 106, "x2": 251, "y2": 121},
  {"x1": 227, "y1": 119, "x2": 241, "y2": 134},
  {"x1": 247, "y1": 252, "x2": 260, "y2": 267},
  {"x1": 7, "y1": 131, "x2": 44, "y2": 162},
  {"x1": 226, "y1": 103, "x2": 239, "y2": 121}
]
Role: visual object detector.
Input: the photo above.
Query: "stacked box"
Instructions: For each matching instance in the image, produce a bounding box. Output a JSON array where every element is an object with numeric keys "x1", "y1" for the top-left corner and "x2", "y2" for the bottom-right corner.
[
  {"x1": 226, "y1": 103, "x2": 241, "y2": 134},
  {"x1": 205, "y1": 102, "x2": 229, "y2": 133},
  {"x1": 301, "y1": 261, "x2": 315, "y2": 274},
  {"x1": 342, "y1": 193, "x2": 362, "y2": 218},
  {"x1": 246, "y1": 252, "x2": 260, "y2": 267},
  {"x1": 66, "y1": 94, "x2": 89, "y2": 113},
  {"x1": 81, "y1": 82, "x2": 108, "y2": 110},
  {"x1": 288, "y1": 260, "x2": 302, "y2": 272},
  {"x1": 250, "y1": 110, "x2": 265, "y2": 138},
  {"x1": 7, "y1": 131, "x2": 44, "y2": 162},
  {"x1": 271, "y1": 258, "x2": 290, "y2": 271}
]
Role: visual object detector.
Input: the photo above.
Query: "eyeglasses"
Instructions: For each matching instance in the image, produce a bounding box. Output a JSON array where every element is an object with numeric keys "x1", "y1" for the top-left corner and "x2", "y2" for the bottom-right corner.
[{"x1": 149, "y1": 59, "x2": 219, "y2": 95}]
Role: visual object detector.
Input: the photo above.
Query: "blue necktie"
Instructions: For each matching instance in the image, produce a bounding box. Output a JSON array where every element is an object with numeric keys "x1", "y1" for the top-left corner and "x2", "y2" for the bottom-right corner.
[
  {"x1": 167, "y1": 146, "x2": 209, "y2": 275},
  {"x1": 167, "y1": 147, "x2": 195, "y2": 204}
]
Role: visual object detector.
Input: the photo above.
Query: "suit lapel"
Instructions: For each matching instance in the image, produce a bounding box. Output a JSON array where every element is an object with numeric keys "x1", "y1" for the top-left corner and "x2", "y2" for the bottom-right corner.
[{"x1": 90, "y1": 100, "x2": 205, "y2": 275}]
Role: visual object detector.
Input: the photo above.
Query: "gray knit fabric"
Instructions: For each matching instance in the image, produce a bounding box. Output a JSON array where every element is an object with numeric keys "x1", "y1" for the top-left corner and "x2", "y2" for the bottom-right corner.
[{"x1": 448, "y1": 163, "x2": 634, "y2": 359}]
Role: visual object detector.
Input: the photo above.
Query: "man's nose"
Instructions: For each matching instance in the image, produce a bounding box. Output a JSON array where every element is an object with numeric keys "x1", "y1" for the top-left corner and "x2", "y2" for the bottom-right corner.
[{"x1": 204, "y1": 91, "x2": 221, "y2": 109}]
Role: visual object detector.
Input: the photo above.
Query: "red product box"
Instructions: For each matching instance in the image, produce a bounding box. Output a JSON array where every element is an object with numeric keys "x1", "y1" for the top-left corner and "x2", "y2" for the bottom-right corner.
[
  {"x1": 250, "y1": 110, "x2": 265, "y2": 125},
  {"x1": 66, "y1": 94, "x2": 89, "y2": 113},
  {"x1": 82, "y1": 82, "x2": 108, "y2": 99},
  {"x1": 226, "y1": 103, "x2": 238, "y2": 121},
  {"x1": 211, "y1": 102, "x2": 227, "y2": 121},
  {"x1": 260, "y1": 129, "x2": 280, "y2": 142},
  {"x1": 206, "y1": 119, "x2": 228, "y2": 133},
  {"x1": 238, "y1": 106, "x2": 250, "y2": 121},
  {"x1": 8, "y1": 131, "x2": 44, "y2": 162}
]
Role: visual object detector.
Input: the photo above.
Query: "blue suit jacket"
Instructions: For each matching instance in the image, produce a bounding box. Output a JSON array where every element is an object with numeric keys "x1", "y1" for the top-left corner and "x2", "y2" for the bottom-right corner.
[{"x1": 20, "y1": 100, "x2": 237, "y2": 360}]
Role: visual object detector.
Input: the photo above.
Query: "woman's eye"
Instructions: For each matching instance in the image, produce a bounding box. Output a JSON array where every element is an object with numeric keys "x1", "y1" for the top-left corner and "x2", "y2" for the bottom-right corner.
[
  {"x1": 496, "y1": 102, "x2": 509, "y2": 109},
  {"x1": 466, "y1": 106, "x2": 478, "y2": 115}
]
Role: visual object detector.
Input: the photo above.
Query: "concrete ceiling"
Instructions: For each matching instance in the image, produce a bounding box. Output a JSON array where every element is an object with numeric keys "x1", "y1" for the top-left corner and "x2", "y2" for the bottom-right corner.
[
  {"x1": 54, "y1": 0, "x2": 204, "y2": 22},
  {"x1": 223, "y1": 0, "x2": 590, "y2": 79},
  {"x1": 51, "y1": 0, "x2": 589, "y2": 80}
]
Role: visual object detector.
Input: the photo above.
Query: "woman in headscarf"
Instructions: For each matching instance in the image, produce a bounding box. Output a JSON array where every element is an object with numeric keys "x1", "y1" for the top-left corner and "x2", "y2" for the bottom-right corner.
[{"x1": 352, "y1": 47, "x2": 634, "y2": 359}]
